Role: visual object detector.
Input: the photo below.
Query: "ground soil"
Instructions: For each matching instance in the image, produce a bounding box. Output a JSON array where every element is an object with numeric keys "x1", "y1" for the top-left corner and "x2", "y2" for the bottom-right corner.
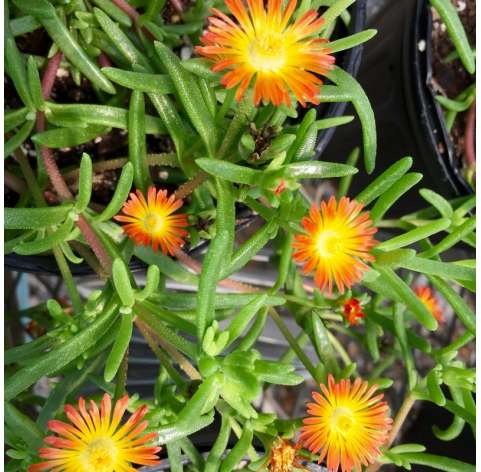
[{"x1": 430, "y1": 0, "x2": 475, "y2": 169}]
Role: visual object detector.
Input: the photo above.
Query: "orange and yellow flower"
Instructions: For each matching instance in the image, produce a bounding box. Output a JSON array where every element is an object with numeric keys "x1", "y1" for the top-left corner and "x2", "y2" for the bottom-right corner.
[
  {"x1": 267, "y1": 438, "x2": 306, "y2": 471},
  {"x1": 300, "y1": 375, "x2": 392, "y2": 472},
  {"x1": 292, "y1": 196, "x2": 378, "y2": 294},
  {"x1": 29, "y1": 394, "x2": 161, "y2": 472},
  {"x1": 414, "y1": 286, "x2": 444, "y2": 323},
  {"x1": 115, "y1": 186, "x2": 189, "y2": 255},
  {"x1": 342, "y1": 298, "x2": 364, "y2": 325},
  {"x1": 196, "y1": 0, "x2": 335, "y2": 107}
]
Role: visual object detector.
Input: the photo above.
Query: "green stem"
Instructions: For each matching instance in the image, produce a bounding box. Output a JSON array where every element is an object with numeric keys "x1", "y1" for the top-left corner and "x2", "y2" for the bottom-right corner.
[{"x1": 269, "y1": 308, "x2": 320, "y2": 382}]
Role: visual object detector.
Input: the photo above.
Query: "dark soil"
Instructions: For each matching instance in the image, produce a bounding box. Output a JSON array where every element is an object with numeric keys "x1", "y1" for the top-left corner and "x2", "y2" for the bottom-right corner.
[{"x1": 431, "y1": 0, "x2": 475, "y2": 166}]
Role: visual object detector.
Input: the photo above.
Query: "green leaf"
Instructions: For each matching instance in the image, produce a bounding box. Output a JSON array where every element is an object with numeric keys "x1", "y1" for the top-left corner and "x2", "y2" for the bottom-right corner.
[
  {"x1": 226, "y1": 294, "x2": 268, "y2": 348},
  {"x1": 205, "y1": 414, "x2": 231, "y2": 472},
  {"x1": 76, "y1": 153, "x2": 93, "y2": 212},
  {"x1": 149, "y1": 92, "x2": 191, "y2": 164},
  {"x1": 128, "y1": 90, "x2": 151, "y2": 192},
  {"x1": 13, "y1": 0, "x2": 115, "y2": 94},
  {"x1": 4, "y1": 120, "x2": 35, "y2": 157},
  {"x1": 10, "y1": 15, "x2": 41, "y2": 37},
  {"x1": 376, "y1": 218, "x2": 451, "y2": 251},
  {"x1": 5, "y1": 403, "x2": 44, "y2": 450},
  {"x1": 196, "y1": 158, "x2": 262, "y2": 185},
  {"x1": 327, "y1": 29, "x2": 377, "y2": 53},
  {"x1": 136, "y1": 265, "x2": 161, "y2": 302},
  {"x1": 219, "y1": 425, "x2": 253, "y2": 472},
  {"x1": 5, "y1": 38, "x2": 33, "y2": 109},
  {"x1": 430, "y1": 0, "x2": 475, "y2": 73},
  {"x1": 5, "y1": 303, "x2": 118, "y2": 401},
  {"x1": 419, "y1": 216, "x2": 476, "y2": 258},
  {"x1": 26, "y1": 55, "x2": 44, "y2": 110},
  {"x1": 5, "y1": 107, "x2": 29, "y2": 134},
  {"x1": 94, "y1": 162, "x2": 134, "y2": 222},
  {"x1": 356, "y1": 157, "x2": 413, "y2": 205},
  {"x1": 325, "y1": 67, "x2": 376, "y2": 173},
  {"x1": 426, "y1": 368, "x2": 446, "y2": 406},
  {"x1": 5, "y1": 204, "x2": 74, "y2": 229},
  {"x1": 13, "y1": 219, "x2": 74, "y2": 255},
  {"x1": 400, "y1": 257, "x2": 475, "y2": 283},
  {"x1": 102, "y1": 67, "x2": 174, "y2": 93},
  {"x1": 373, "y1": 248, "x2": 416, "y2": 267},
  {"x1": 156, "y1": 412, "x2": 215, "y2": 444},
  {"x1": 219, "y1": 220, "x2": 278, "y2": 279},
  {"x1": 419, "y1": 188, "x2": 453, "y2": 218},
  {"x1": 215, "y1": 179, "x2": 236, "y2": 259},
  {"x1": 197, "y1": 230, "x2": 230, "y2": 341},
  {"x1": 321, "y1": 0, "x2": 355, "y2": 27},
  {"x1": 155, "y1": 42, "x2": 217, "y2": 157},
  {"x1": 285, "y1": 109, "x2": 316, "y2": 163},
  {"x1": 399, "y1": 452, "x2": 474, "y2": 471},
  {"x1": 112, "y1": 258, "x2": 135, "y2": 307},
  {"x1": 91, "y1": 0, "x2": 132, "y2": 27},
  {"x1": 372, "y1": 266, "x2": 438, "y2": 330},
  {"x1": 94, "y1": 8, "x2": 151, "y2": 69},
  {"x1": 37, "y1": 356, "x2": 104, "y2": 430},
  {"x1": 286, "y1": 161, "x2": 358, "y2": 179},
  {"x1": 104, "y1": 313, "x2": 133, "y2": 382},
  {"x1": 393, "y1": 304, "x2": 417, "y2": 389},
  {"x1": 46, "y1": 103, "x2": 166, "y2": 134},
  {"x1": 428, "y1": 275, "x2": 475, "y2": 334},
  {"x1": 311, "y1": 313, "x2": 340, "y2": 375},
  {"x1": 32, "y1": 125, "x2": 110, "y2": 148},
  {"x1": 370, "y1": 173, "x2": 422, "y2": 222}
]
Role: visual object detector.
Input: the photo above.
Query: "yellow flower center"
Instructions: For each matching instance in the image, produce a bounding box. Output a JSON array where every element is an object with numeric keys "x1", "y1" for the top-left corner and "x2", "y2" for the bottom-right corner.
[
  {"x1": 143, "y1": 213, "x2": 164, "y2": 233},
  {"x1": 330, "y1": 407, "x2": 355, "y2": 435},
  {"x1": 80, "y1": 438, "x2": 117, "y2": 472},
  {"x1": 316, "y1": 230, "x2": 341, "y2": 257},
  {"x1": 248, "y1": 35, "x2": 286, "y2": 71}
]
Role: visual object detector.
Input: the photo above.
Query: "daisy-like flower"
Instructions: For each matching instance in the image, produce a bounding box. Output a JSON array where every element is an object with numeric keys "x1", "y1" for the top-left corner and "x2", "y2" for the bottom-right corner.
[
  {"x1": 292, "y1": 196, "x2": 378, "y2": 294},
  {"x1": 342, "y1": 298, "x2": 364, "y2": 326},
  {"x1": 267, "y1": 438, "x2": 306, "y2": 471},
  {"x1": 299, "y1": 375, "x2": 392, "y2": 472},
  {"x1": 28, "y1": 394, "x2": 161, "y2": 472},
  {"x1": 196, "y1": 0, "x2": 335, "y2": 107},
  {"x1": 115, "y1": 186, "x2": 189, "y2": 255},
  {"x1": 414, "y1": 286, "x2": 444, "y2": 323}
]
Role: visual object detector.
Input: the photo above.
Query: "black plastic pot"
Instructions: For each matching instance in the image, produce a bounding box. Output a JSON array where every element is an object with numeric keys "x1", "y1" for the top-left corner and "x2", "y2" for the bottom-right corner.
[
  {"x1": 323, "y1": 0, "x2": 472, "y2": 210},
  {"x1": 6, "y1": 1, "x2": 367, "y2": 276}
]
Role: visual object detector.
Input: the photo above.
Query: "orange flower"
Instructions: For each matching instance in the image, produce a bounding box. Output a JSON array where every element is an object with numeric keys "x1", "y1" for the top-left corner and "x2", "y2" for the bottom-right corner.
[
  {"x1": 267, "y1": 438, "x2": 306, "y2": 471},
  {"x1": 292, "y1": 197, "x2": 378, "y2": 294},
  {"x1": 115, "y1": 186, "x2": 189, "y2": 255},
  {"x1": 300, "y1": 375, "x2": 392, "y2": 472},
  {"x1": 196, "y1": 0, "x2": 335, "y2": 107},
  {"x1": 414, "y1": 286, "x2": 444, "y2": 323},
  {"x1": 342, "y1": 298, "x2": 364, "y2": 325},
  {"x1": 29, "y1": 394, "x2": 161, "y2": 472}
]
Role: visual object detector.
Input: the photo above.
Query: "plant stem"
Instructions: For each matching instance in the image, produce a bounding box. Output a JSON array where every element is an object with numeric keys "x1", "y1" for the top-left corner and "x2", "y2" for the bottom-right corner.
[
  {"x1": 135, "y1": 319, "x2": 185, "y2": 389},
  {"x1": 366, "y1": 394, "x2": 417, "y2": 472},
  {"x1": 136, "y1": 316, "x2": 200, "y2": 380},
  {"x1": 269, "y1": 308, "x2": 320, "y2": 382}
]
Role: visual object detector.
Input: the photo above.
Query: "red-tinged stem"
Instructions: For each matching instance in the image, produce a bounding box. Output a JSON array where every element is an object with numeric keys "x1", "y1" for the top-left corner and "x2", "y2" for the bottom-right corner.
[
  {"x1": 464, "y1": 99, "x2": 476, "y2": 166},
  {"x1": 76, "y1": 215, "x2": 113, "y2": 274},
  {"x1": 110, "y1": 0, "x2": 156, "y2": 40},
  {"x1": 5, "y1": 170, "x2": 26, "y2": 194},
  {"x1": 98, "y1": 52, "x2": 112, "y2": 68},
  {"x1": 37, "y1": 52, "x2": 113, "y2": 274},
  {"x1": 170, "y1": 0, "x2": 184, "y2": 13},
  {"x1": 173, "y1": 248, "x2": 259, "y2": 293},
  {"x1": 174, "y1": 171, "x2": 209, "y2": 200},
  {"x1": 111, "y1": 0, "x2": 139, "y2": 21},
  {"x1": 41, "y1": 51, "x2": 63, "y2": 99}
]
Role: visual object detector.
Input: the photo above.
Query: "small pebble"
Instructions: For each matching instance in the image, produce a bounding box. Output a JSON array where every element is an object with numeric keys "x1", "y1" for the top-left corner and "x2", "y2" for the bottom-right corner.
[{"x1": 418, "y1": 40, "x2": 426, "y2": 52}]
